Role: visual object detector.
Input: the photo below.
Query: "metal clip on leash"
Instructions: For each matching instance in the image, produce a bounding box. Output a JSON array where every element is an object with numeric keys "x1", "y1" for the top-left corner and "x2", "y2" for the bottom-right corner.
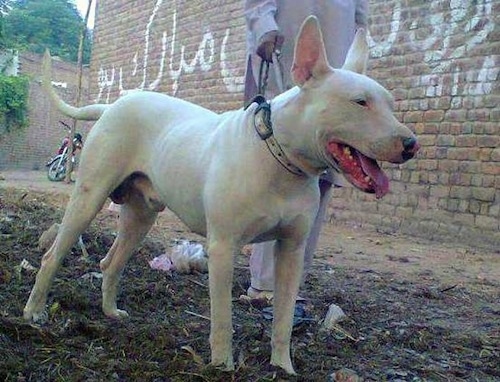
[{"x1": 258, "y1": 59, "x2": 270, "y2": 95}]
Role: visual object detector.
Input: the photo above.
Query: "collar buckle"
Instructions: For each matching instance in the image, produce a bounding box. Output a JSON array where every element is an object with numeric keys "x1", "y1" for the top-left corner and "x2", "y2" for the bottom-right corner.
[
  {"x1": 254, "y1": 100, "x2": 273, "y2": 140},
  {"x1": 249, "y1": 95, "x2": 305, "y2": 177}
]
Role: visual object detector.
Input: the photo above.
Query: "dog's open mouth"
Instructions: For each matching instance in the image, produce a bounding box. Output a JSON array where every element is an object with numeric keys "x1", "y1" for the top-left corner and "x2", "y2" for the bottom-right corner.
[{"x1": 327, "y1": 142, "x2": 389, "y2": 198}]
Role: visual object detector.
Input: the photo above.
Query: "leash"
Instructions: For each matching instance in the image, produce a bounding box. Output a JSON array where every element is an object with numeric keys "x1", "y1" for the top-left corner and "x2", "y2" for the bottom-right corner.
[
  {"x1": 246, "y1": 49, "x2": 303, "y2": 176},
  {"x1": 258, "y1": 51, "x2": 285, "y2": 95},
  {"x1": 258, "y1": 60, "x2": 270, "y2": 96}
]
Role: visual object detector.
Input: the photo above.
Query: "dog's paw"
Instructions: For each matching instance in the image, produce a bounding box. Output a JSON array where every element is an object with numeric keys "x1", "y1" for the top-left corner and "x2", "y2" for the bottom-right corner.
[
  {"x1": 270, "y1": 357, "x2": 296, "y2": 375},
  {"x1": 23, "y1": 308, "x2": 48, "y2": 324},
  {"x1": 104, "y1": 308, "x2": 130, "y2": 320},
  {"x1": 210, "y1": 358, "x2": 235, "y2": 372}
]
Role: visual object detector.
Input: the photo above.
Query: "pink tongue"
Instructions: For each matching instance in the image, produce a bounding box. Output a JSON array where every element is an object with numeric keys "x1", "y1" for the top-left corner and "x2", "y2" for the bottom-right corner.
[{"x1": 359, "y1": 154, "x2": 389, "y2": 198}]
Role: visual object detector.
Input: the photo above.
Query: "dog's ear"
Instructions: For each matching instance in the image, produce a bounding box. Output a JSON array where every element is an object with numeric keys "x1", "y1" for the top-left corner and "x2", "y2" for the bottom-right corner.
[
  {"x1": 291, "y1": 16, "x2": 330, "y2": 86},
  {"x1": 342, "y1": 28, "x2": 369, "y2": 74}
]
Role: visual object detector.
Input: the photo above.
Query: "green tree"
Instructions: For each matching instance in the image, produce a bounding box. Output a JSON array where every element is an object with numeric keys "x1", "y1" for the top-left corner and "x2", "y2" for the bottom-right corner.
[
  {"x1": 0, "y1": 1, "x2": 14, "y2": 49},
  {"x1": 3, "y1": 0, "x2": 91, "y2": 63}
]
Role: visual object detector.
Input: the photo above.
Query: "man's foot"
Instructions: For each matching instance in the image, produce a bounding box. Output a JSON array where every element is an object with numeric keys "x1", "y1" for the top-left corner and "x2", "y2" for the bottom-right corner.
[
  {"x1": 262, "y1": 303, "x2": 314, "y2": 327},
  {"x1": 242, "y1": 287, "x2": 306, "y2": 302},
  {"x1": 244, "y1": 286, "x2": 274, "y2": 301}
]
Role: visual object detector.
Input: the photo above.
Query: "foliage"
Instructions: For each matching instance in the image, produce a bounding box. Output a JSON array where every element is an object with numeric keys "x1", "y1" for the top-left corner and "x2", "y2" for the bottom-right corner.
[
  {"x1": 2, "y1": 0, "x2": 91, "y2": 64},
  {"x1": 0, "y1": 74, "x2": 29, "y2": 131}
]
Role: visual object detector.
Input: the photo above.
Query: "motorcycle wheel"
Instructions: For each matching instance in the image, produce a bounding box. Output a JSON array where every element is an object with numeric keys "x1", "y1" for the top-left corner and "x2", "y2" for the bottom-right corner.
[{"x1": 47, "y1": 157, "x2": 67, "y2": 181}]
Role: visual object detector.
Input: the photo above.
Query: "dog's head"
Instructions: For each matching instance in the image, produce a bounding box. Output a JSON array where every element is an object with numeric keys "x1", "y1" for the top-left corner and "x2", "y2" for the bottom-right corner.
[{"x1": 284, "y1": 16, "x2": 419, "y2": 198}]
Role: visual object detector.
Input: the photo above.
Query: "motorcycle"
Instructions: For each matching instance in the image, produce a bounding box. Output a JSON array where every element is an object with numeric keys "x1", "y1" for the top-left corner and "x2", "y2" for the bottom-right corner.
[{"x1": 46, "y1": 121, "x2": 84, "y2": 181}]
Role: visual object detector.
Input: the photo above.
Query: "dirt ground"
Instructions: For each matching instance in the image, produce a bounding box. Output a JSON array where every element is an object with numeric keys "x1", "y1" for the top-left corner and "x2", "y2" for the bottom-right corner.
[{"x1": 0, "y1": 170, "x2": 499, "y2": 381}]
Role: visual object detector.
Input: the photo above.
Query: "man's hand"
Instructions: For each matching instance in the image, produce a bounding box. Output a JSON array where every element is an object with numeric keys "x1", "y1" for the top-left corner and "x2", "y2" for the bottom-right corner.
[{"x1": 257, "y1": 31, "x2": 284, "y2": 62}]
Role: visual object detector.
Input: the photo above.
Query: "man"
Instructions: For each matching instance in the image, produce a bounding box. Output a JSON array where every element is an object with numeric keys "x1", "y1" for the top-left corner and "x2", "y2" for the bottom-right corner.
[{"x1": 244, "y1": 0, "x2": 369, "y2": 300}]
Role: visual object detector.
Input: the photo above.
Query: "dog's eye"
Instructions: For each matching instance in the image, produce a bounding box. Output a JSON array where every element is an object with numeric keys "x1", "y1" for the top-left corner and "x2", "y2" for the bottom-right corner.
[{"x1": 353, "y1": 98, "x2": 368, "y2": 107}]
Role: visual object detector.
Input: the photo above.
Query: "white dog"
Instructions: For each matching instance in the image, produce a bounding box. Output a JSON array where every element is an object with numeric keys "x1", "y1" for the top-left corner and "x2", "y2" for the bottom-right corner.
[{"x1": 24, "y1": 16, "x2": 419, "y2": 374}]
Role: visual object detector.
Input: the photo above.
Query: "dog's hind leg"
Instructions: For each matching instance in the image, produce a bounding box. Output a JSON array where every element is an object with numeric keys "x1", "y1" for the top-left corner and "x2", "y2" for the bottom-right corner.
[
  {"x1": 24, "y1": 184, "x2": 111, "y2": 323},
  {"x1": 100, "y1": 187, "x2": 158, "y2": 319}
]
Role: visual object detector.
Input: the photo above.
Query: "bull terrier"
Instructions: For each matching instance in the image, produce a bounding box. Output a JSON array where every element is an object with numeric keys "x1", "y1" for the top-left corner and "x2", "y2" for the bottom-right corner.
[{"x1": 24, "y1": 16, "x2": 419, "y2": 374}]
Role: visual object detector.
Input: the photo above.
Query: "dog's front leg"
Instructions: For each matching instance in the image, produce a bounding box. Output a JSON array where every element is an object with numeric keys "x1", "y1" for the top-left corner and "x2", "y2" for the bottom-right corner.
[
  {"x1": 270, "y1": 239, "x2": 305, "y2": 375},
  {"x1": 207, "y1": 237, "x2": 236, "y2": 371}
]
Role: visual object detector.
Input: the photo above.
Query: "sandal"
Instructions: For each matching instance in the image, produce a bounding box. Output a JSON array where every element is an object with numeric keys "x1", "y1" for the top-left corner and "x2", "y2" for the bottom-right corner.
[{"x1": 262, "y1": 303, "x2": 314, "y2": 327}]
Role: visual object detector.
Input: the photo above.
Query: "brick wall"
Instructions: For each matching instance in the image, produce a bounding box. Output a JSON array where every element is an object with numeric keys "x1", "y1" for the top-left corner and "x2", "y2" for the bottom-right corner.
[
  {"x1": 0, "y1": 52, "x2": 91, "y2": 170},
  {"x1": 90, "y1": 0, "x2": 246, "y2": 111},
  {"x1": 89, "y1": 0, "x2": 499, "y2": 248}
]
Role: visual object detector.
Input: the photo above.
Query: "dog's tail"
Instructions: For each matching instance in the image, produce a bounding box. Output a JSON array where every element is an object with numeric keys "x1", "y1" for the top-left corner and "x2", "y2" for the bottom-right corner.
[{"x1": 43, "y1": 50, "x2": 108, "y2": 121}]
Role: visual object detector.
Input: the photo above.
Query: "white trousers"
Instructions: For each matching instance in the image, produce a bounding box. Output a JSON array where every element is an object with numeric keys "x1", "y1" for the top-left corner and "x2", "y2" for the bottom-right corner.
[{"x1": 249, "y1": 180, "x2": 334, "y2": 291}]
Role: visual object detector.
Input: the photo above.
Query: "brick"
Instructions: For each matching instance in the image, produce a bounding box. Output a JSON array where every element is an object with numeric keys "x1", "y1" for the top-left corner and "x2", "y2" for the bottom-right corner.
[
  {"x1": 452, "y1": 213, "x2": 475, "y2": 226},
  {"x1": 418, "y1": 159, "x2": 438, "y2": 171},
  {"x1": 447, "y1": 148, "x2": 479, "y2": 161},
  {"x1": 471, "y1": 174, "x2": 483, "y2": 187},
  {"x1": 483, "y1": 123, "x2": 499, "y2": 135},
  {"x1": 449, "y1": 123, "x2": 464, "y2": 134},
  {"x1": 490, "y1": 203, "x2": 500, "y2": 218},
  {"x1": 423, "y1": 110, "x2": 444, "y2": 122},
  {"x1": 403, "y1": 111, "x2": 423, "y2": 123},
  {"x1": 492, "y1": 148, "x2": 500, "y2": 162},
  {"x1": 435, "y1": 147, "x2": 448, "y2": 159},
  {"x1": 423, "y1": 123, "x2": 439, "y2": 134},
  {"x1": 450, "y1": 186, "x2": 472, "y2": 199},
  {"x1": 472, "y1": 188, "x2": 496, "y2": 202},
  {"x1": 482, "y1": 163, "x2": 500, "y2": 176},
  {"x1": 469, "y1": 200, "x2": 481, "y2": 214},
  {"x1": 478, "y1": 148, "x2": 493, "y2": 161},
  {"x1": 438, "y1": 160, "x2": 459, "y2": 172},
  {"x1": 467, "y1": 109, "x2": 491, "y2": 122},
  {"x1": 430, "y1": 186, "x2": 450, "y2": 198},
  {"x1": 445, "y1": 110, "x2": 467, "y2": 122},
  {"x1": 461, "y1": 123, "x2": 474, "y2": 134},
  {"x1": 418, "y1": 135, "x2": 437, "y2": 146},
  {"x1": 450, "y1": 173, "x2": 472, "y2": 186},
  {"x1": 459, "y1": 161, "x2": 481, "y2": 173},
  {"x1": 482, "y1": 176, "x2": 496, "y2": 188},
  {"x1": 450, "y1": 97, "x2": 462, "y2": 109},
  {"x1": 480, "y1": 203, "x2": 490, "y2": 216},
  {"x1": 477, "y1": 135, "x2": 500, "y2": 148},
  {"x1": 447, "y1": 199, "x2": 460, "y2": 212},
  {"x1": 475, "y1": 216, "x2": 499, "y2": 230},
  {"x1": 455, "y1": 135, "x2": 477, "y2": 147},
  {"x1": 436, "y1": 135, "x2": 455, "y2": 146}
]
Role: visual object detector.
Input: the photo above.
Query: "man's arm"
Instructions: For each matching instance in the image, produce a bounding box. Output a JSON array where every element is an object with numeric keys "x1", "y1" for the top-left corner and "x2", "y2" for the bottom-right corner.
[
  {"x1": 355, "y1": 0, "x2": 369, "y2": 28},
  {"x1": 245, "y1": 0, "x2": 283, "y2": 61}
]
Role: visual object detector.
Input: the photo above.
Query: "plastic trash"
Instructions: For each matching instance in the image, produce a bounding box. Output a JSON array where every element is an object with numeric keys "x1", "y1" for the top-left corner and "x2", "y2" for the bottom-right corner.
[
  {"x1": 148, "y1": 253, "x2": 174, "y2": 271},
  {"x1": 149, "y1": 240, "x2": 207, "y2": 273}
]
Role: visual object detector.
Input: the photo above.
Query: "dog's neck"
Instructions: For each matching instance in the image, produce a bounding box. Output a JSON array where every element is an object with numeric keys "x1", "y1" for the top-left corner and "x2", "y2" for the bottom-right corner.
[
  {"x1": 251, "y1": 96, "x2": 307, "y2": 177},
  {"x1": 268, "y1": 88, "x2": 330, "y2": 176}
]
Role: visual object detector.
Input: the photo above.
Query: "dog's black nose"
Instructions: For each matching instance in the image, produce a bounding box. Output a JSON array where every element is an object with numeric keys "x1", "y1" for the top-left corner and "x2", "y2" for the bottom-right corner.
[
  {"x1": 402, "y1": 137, "x2": 417, "y2": 151},
  {"x1": 401, "y1": 136, "x2": 419, "y2": 161}
]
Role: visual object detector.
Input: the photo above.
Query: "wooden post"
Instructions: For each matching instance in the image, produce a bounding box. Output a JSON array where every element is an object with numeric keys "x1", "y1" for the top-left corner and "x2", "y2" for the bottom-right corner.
[{"x1": 65, "y1": 0, "x2": 93, "y2": 183}]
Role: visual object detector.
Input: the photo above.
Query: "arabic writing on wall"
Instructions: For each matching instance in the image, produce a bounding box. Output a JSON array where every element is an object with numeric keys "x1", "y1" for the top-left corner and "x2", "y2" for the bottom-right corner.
[{"x1": 95, "y1": 0, "x2": 496, "y2": 103}]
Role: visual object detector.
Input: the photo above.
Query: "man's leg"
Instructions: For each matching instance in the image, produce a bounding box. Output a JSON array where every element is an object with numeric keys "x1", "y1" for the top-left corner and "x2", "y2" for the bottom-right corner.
[
  {"x1": 249, "y1": 240, "x2": 275, "y2": 294},
  {"x1": 302, "y1": 179, "x2": 333, "y2": 284}
]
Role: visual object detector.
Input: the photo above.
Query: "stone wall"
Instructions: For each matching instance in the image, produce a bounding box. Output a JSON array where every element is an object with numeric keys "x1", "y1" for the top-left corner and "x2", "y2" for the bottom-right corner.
[
  {"x1": 89, "y1": 0, "x2": 499, "y2": 248},
  {"x1": 0, "y1": 52, "x2": 91, "y2": 170}
]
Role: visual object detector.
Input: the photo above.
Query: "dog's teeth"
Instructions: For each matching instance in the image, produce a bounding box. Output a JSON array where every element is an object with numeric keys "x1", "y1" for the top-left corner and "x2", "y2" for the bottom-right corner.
[
  {"x1": 364, "y1": 176, "x2": 371, "y2": 182},
  {"x1": 343, "y1": 147, "x2": 351, "y2": 155}
]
